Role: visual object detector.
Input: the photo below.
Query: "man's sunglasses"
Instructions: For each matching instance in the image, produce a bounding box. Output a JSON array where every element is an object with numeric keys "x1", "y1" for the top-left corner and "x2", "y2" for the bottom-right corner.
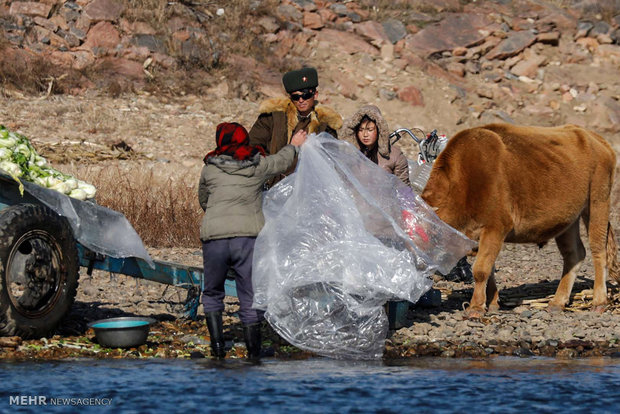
[{"x1": 290, "y1": 90, "x2": 315, "y2": 101}]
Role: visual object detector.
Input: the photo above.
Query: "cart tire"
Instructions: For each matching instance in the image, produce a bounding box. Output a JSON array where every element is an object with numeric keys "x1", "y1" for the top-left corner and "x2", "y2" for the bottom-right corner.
[{"x1": 0, "y1": 203, "x2": 79, "y2": 338}]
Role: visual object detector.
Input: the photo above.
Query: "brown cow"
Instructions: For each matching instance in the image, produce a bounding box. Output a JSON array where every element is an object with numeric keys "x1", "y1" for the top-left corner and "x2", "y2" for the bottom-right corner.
[{"x1": 421, "y1": 123, "x2": 620, "y2": 316}]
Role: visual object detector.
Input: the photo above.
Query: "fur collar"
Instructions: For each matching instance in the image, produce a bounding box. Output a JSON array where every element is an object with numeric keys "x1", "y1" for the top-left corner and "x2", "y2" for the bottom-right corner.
[{"x1": 259, "y1": 97, "x2": 343, "y2": 140}]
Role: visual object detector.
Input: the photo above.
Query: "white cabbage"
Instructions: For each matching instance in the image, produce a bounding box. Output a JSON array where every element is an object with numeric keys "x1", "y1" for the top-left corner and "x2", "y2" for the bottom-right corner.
[
  {"x1": 0, "y1": 160, "x2": 23, "y2": 178},
  {"x1": 68, "y1": 188, "x2": 87, "y2": 200},
  {"x1": 0, "y1": 125, "x2": 97, "y2": 199},
  {"x1": 0, "y1": 148, "x2": 12, "y2": 160}
]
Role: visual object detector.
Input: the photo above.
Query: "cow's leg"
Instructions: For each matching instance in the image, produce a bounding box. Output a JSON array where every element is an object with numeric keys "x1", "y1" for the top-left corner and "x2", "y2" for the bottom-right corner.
[
  {"x1": 467, "y1": 229, "x2": 504, "y2": 317},
  {"x1": 549, "y1": 219, "x2": 585, "y2": 312},
  {"x1": 486, "y1": 266, "x2": 499, "y2": 311},
  {"x1": 587, "y1": 196, "x2": 611, "y2": 312}
]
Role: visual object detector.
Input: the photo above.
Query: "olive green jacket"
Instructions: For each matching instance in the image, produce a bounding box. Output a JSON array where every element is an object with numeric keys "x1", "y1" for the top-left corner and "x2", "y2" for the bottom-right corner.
[{"x1": 198, "y1": 145, "x2": 298, "y2": 241}]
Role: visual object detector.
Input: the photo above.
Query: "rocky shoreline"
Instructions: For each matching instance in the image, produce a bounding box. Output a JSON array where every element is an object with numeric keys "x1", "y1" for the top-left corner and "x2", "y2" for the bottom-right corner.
[{"x1": 1, "y1": 243, "x2": 619, "y2": 361}]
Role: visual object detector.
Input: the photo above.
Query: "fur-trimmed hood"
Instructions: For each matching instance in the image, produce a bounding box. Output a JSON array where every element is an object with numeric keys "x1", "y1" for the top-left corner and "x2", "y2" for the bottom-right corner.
[
  {"x1": 340, "y1": 104, "x2": 390, "y2": 159},
  {"x1": 258, "y1": 97, "x2": 343, "y2": 140}
]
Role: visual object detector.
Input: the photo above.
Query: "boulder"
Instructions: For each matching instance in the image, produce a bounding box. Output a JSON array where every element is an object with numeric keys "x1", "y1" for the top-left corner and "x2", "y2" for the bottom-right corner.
[
  {"x1": 381, "y1": 43, "x2": 394, "y2": 61},
  {"x1": 276, "y1": 3, "x2": 303, "y2": 22},
  {"x1": 591, "y1": 21, "x2": 611, "y2": 36},
  {"x1": 96, "y1": 57, "x2": 145, "y2": 79},
  {"x1": 587, "y1": 96, "x2": 620, "y2": 132},
  {"x1": 120, "y1": 20, "x2": 157, "y2": 36},
  {"x1": 354, "y1": 20, "x2": 390, "y2": 46},
  {"x1": 382, "y1": 18, "x2": 407, "y2": 44},
  {"x1": 317, "y1": 8, "x2": 337, "y2": 23},
  {"x1": 80, "y1": 21, "x2": 121, "y2": 52},
  {"x1": 510, "y1": 54, "x2": 546, "y2": 78},
  {"x1": 9, "y1": 1, "x2": 52, "y2": 18},
  {"x1": 317, "y1": 28, "x2": 379, "y2": 56},
  {"x1": 537, "y1": 31, "x2": 560, "y2": 46},
  {"x1": 130, "y1": 34, "x2": 167, "y2": 54},
  {"x1": 303, "y1": 12, "x2": 324, "y2": 30},
  {"x1": 257, "y1": 15, "x2": 279, "y2": 33},
  {"x1": 575, "y1": 21, "x2": 593, "y2": 39},
  {"x1": 406, "y1": 14, "x2": 497, "y2": 57},
  {"x1": 47, "y1": 50, "x2": 74, "y2": 67},
  {"x1": 398, "y1": 85, "x2": 424, "y2": 106},
  {"x1": 485, "y1": 30, "x2": 537, "y2": 60},
  {"x1": 538, "y1": 10, "x2": 577, "y2": 31},
  {"x1": 446, "y1": 61, "x2": 466, "y2": 77},
  {"x1": 291, "y1": 0, "x2": 317, "y2": 12},
  {"x1": 50, "y1": 14, "x2": 70, "y2": 31},
  {"x1": 332, "y1": 71, "x2": 358, "y2": 99},
  {"x1": 71, "y1": 50, "x2": 96, "y2": 70},
  {"x1": 83, "y1": 0, "x2": 124, "y2": 22},
  {"x1": 452, "y1": 47, "x2": 467, "y2": 56},
  {"x1": 34, "y1": 16, "x2": 58, "y2": 32}
]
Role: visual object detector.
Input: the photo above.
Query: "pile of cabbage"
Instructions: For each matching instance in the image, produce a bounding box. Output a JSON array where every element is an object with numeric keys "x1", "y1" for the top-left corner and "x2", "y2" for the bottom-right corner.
[{"x1": 0, "y1": 125, "x2": 96, "y2": 200}]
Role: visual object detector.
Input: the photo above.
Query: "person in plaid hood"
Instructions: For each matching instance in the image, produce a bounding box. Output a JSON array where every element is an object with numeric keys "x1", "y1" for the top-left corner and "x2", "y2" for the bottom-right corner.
[{"x1": 199, "y1": 122, "x2": 306, "y2": 359}]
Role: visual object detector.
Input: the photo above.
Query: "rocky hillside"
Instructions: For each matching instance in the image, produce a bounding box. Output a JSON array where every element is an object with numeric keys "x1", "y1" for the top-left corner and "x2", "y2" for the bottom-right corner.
[{"x1": 1, "y1": 0, "x2": 620, "y2": 152}]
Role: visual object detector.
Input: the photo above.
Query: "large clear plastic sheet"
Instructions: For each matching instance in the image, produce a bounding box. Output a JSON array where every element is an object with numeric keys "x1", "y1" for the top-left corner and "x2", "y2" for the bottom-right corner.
[
  {"x1": 0, "y1": 171, "x2": 153, "y2": 267},
  {"x1": 252, "y1": 133, "x2": 475, "y2": 359}
]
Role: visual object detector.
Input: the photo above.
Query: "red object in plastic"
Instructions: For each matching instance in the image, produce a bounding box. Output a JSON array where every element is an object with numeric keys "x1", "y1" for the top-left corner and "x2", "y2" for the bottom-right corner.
[{"x1": 401, "y1": 209, "x2": 429, "y2": 242}]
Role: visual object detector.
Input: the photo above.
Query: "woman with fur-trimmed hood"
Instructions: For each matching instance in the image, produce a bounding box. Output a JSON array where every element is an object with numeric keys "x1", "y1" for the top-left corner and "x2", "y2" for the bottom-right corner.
[{"x1": 341, "y1": 105, "x2": 411, "y2": 186}]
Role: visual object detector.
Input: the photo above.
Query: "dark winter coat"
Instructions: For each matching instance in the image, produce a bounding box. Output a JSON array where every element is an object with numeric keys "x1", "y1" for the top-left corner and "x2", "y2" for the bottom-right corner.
[{"x1": 249, "y1": 97, "x2": 343, "y2": 155}]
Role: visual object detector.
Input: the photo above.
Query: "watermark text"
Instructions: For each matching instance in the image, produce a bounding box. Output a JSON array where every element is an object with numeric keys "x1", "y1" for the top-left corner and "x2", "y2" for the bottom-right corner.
[{"x1": 9, "y1": 395, "x2": 112, "y2": 406}]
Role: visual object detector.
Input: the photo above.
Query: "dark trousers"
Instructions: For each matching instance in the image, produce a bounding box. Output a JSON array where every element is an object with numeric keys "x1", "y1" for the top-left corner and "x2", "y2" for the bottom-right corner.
[{"x1": 201, "y1": 237, "x2": 264, "y2": 325}]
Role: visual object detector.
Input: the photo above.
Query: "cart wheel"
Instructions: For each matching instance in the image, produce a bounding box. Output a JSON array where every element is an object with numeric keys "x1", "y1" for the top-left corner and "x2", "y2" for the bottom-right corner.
[{"x1": 0, "y1": 204, "x2": 79, "y2": 338}]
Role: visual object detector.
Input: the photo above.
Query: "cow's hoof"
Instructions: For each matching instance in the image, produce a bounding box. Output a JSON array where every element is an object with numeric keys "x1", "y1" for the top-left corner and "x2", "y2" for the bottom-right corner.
[
  {"x1": 592, "y1": 304, "x2": 606, "y2": 314},
  {"x1": 547, "y1": 303, "x2": 564, "y2": 313},
  {"x1": 463, "y1": 303, "x2": 485, "y2": 319},
  {"x1": 487, "y1": 303, "x2": 500, "y2": 313}
]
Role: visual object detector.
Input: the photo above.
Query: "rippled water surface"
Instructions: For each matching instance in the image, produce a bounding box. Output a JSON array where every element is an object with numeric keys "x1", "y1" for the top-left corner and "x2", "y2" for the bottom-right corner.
[{"x1": 1, "y1": 357, "x2": 619, "y2": 413}]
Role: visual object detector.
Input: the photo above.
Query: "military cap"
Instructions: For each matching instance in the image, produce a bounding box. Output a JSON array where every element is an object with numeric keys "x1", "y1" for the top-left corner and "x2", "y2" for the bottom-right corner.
[{"x1": 282, "y1": 67, "x2": 318, "y2": 93}]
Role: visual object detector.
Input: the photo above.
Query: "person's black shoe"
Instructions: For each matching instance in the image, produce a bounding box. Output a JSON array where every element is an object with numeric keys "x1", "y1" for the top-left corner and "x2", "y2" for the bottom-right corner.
[
  {"x1": 443, "y1": 257, "x2": 473, "y2": 283},
  {"x1": 243, "y1": 323, "x2": 262, "y2": 360},
  {"x1": 205, "y1": 311, "x2": 226, "y2": 359}
]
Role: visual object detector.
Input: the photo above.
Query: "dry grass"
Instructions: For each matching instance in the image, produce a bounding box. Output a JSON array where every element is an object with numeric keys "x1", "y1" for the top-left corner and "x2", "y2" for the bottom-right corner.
[
  {"x1": 0, "y1": 50, "x2": 60, "y2": 95},
  {"x1": 1, "y1": 0, "x2": 286, "y2": 97},
  {"x1": 0, "y1": 42, "x2": 90, "y2": 95},
  {"x1": 68, "y1": 165, "x2": 202, "y2": 248}
]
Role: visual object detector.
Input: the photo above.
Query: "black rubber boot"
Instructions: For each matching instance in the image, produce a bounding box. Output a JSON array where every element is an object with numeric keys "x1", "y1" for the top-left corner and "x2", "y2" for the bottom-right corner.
[
  {"x1": 205, "y1": 311, "x2": 226, "y2": 359},
  {"x1": 243, "y1": 323, "x2": 262, "y2": 360},
  {"x1": 444, "y1": 256, "x2": 473, "y2": 283}
]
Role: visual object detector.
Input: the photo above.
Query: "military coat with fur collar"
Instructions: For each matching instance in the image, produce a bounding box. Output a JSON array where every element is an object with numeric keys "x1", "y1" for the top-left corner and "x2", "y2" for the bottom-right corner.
[{"x1": 249, "y1": 97, "x2": 343, "y2": 155}]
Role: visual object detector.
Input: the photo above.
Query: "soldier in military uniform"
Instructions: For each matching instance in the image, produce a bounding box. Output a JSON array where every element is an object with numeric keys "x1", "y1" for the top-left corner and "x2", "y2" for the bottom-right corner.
[{"x1": 249, "y1": 67, "x2": 342, "y2": 174}]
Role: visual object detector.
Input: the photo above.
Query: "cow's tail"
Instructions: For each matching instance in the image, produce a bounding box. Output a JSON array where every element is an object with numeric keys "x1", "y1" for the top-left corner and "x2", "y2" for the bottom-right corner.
[{"x1": 607, "y1": 223, "x2": 620, "y2": 283}]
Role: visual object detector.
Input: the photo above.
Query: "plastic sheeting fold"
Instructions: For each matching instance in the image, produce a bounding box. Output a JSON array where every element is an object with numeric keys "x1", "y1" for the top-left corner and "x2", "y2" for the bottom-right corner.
[{"x1": 0, "y1": 171, "x2": 153, "y2": 267}]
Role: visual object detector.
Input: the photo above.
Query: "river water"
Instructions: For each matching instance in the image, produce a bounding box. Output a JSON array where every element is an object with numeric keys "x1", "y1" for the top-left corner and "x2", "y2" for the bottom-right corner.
[{"x1": 1, "y1": 357, "x2": 619, "y2": 413}]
